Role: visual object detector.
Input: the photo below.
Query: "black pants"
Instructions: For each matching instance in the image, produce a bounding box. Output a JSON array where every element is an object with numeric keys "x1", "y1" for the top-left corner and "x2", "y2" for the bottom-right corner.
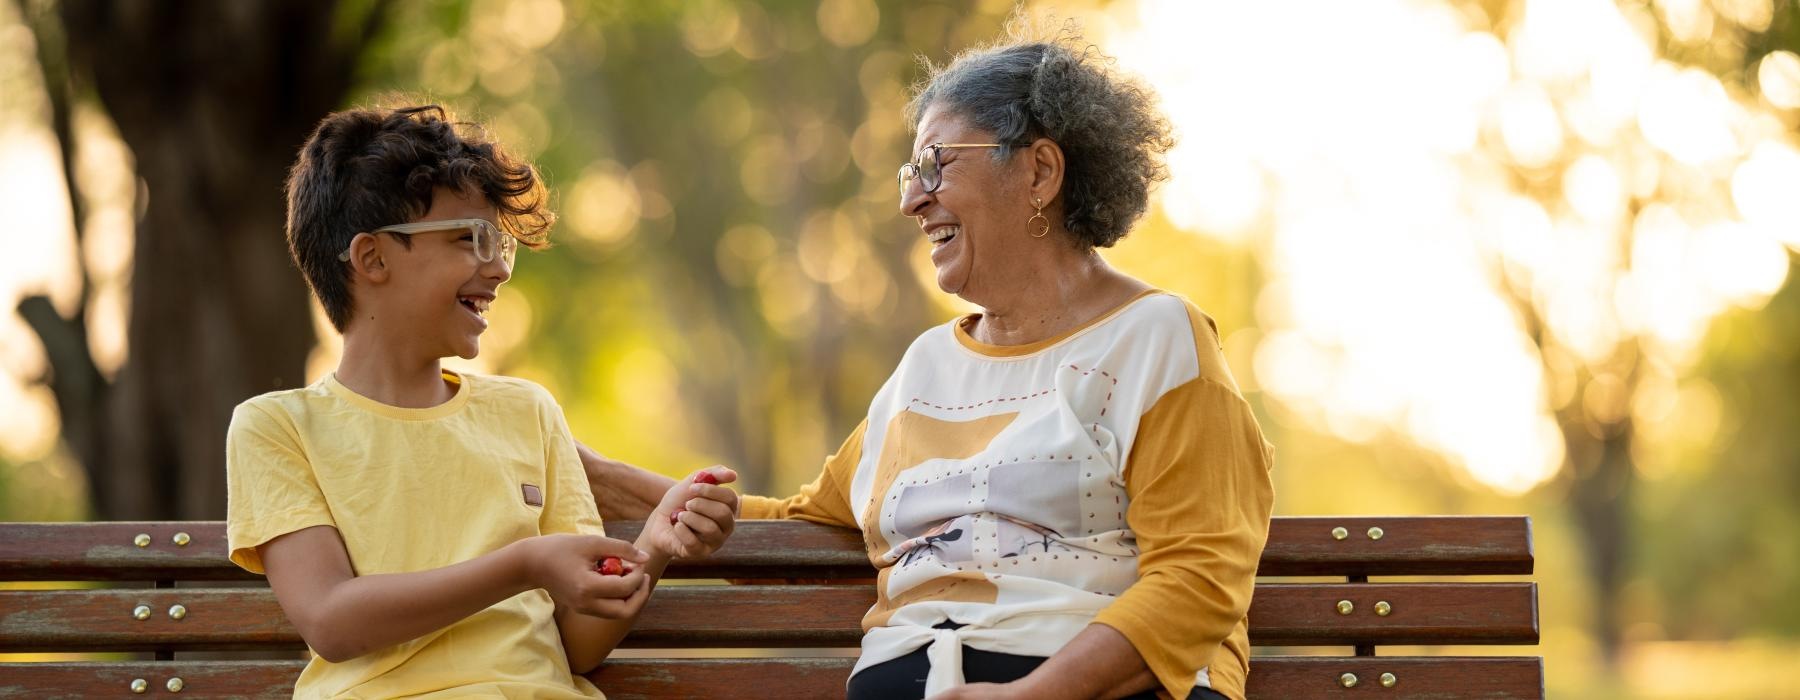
[{"x1": 847, "y1": 640, "x2": 1233, "y2": 700}]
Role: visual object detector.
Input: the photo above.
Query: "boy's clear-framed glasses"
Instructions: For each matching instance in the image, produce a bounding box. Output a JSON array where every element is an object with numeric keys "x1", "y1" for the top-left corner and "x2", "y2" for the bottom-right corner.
[
  {"x1": 337, "y1": 218, "x2": 517, "y2": 267},
  {"x1": 896, "y1": 143, "x2": 1024, "y2": 199}
]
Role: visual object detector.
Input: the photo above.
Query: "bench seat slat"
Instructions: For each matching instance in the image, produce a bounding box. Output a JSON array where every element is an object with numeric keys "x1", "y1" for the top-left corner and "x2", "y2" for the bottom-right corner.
[
  {"x1": 0, "y1": 516, "x2": 1533, "y2": 581},
  {"x1": 0, "y1": 656, "x2": 1545, "y2": 699},
  {"x1": 0, "y1": 583, "x2": 1537, "y2": 652}
]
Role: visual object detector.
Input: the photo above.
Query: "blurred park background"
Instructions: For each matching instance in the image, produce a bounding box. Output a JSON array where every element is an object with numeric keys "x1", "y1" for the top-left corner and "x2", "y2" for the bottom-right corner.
[{"x1": 3, "y1": 0, "x2": 1799, "y2": 696}]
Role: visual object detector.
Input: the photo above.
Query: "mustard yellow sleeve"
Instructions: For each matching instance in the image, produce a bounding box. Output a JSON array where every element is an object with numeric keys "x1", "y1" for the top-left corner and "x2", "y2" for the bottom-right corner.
[
  {"x1": 739, "y1": 419, "x2": 865, "y2": 529},
  {"x1": 541, "y1": 398, "x2": 606, "y2": 537},
  {"x1": 224, "y1": 401, "x2": 337, "y2": 574},
  {"x1": 1091, "y1": 376, "x2": 1275, "y2": 700}
]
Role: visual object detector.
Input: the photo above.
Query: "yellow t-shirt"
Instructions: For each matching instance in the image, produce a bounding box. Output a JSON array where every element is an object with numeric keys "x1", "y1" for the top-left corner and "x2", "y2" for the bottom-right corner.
[{"x1": 225, "y1": 370, "x2": 606, "y2": 700}]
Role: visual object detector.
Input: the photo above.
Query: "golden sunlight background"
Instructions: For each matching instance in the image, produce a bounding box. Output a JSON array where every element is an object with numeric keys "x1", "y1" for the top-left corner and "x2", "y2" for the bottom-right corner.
[
  {"x1": 4, "y1": 0, "x2": 1800, "y2": 696},
  {"x1": 1106, "y1": 0, "x2": 1799, "y2": 494}
]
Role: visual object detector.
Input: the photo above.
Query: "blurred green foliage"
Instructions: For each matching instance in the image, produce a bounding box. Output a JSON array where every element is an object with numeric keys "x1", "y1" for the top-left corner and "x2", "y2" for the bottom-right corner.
[
  {"x1": 350, "y1": 0, "x2": 1029, "y2": 494},
  {"x1": 4, "y1": 0, "x2": 1799, "y2": 696}
]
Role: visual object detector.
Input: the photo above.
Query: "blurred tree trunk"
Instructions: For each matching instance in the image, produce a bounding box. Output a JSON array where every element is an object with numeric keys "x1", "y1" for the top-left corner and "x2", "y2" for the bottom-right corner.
[
  {"x1": 1560, "y1": 373, "x2": 1637, "y2": 668},
  {"x1": 1498, "y1": 261, "x2": 1640, "y2": 668},
  {"x1": 17, "y1": 0, "x2": 388, "y2": 520}
]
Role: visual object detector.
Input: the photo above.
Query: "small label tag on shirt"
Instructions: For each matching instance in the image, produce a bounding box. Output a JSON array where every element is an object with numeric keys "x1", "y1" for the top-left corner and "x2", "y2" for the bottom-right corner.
[{"x1": 521, "y1": 483, "x2": 543, "y2": 507}]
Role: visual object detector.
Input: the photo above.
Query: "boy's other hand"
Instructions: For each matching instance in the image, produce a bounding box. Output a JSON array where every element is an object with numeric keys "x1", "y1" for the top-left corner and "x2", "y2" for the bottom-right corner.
[
  {"x1": 523, "y1": 534, "x2": 650, "y2": 619},
  {"x1": 648, "y1": 466, "x2": 739, "y2": 559}
]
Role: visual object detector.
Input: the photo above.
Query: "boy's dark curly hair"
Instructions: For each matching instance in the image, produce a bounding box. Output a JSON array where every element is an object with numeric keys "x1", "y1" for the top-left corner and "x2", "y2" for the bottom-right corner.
[
  {"x1": 906, "y1": 19, "x2": 1175, "y2": 248},
  {"x1": 285, "y1": 104, "x2": 554, "y2": 331}
]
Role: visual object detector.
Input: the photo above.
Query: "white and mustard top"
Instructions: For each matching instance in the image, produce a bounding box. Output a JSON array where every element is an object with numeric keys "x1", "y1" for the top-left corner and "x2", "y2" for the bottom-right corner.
[{"x1": 741, "y1": 291, "x2": 1276, "y2": 700}]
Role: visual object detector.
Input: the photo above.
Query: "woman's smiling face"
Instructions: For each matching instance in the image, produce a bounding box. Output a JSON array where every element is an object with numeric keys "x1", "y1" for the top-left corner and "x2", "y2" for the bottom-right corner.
[{"x1": 900, "y1": 104, "x2": 1032, "y2": 299}]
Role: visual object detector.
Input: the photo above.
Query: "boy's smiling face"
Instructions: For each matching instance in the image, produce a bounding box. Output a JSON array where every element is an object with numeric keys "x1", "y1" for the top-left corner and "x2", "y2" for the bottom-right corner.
[{"x1": 349, "y1": 186, "x2": 513, "y2": 361}]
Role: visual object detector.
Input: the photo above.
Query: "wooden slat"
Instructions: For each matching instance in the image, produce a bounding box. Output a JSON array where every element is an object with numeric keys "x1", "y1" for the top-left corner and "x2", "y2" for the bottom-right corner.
[
  {"x1": 1245, "y1": 656, "x2": 1545, "y2": 699},
  {"x1": 0, "y1": 656, "x2": 1544, "y2": 699},
  {"x1": 0, "y1": 589, "x2": 296, "y2": 652},
  {"x1": 0, "y1": 586, "x2": 867, "y2": 652},
  {"x1": 0, "y1": 583, "x2": 1536, "y2": 652},
  {"x1": 0, "y1": 522, "x2": 246, "y2": 581},
  {"x1": 1249, "y1": 584, "x2": 1538, "y2": 646},
  {"x1": 1263, "y1": 517, "x2": 1535, "y2": 576},
  {"x1": 0, "y1": 521, "x2": 873, "y2": 581},
  {"x1": 589, "y1": 657, "x2": 857, "y2": 700},
  {"x1": 0, "y1": 516, "x2": 1532, "y2": 581},
  {"x1": 0, "y1": 660, "x2": 305, "y2": 700},
  {"x1": 631, "y1": 586, "x2": 869, "y2": 647}
]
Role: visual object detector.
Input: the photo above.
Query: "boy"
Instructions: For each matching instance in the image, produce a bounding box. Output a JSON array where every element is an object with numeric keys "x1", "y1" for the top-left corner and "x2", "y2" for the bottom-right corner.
[{"x1": 226, "y1": 104, "x2": 738, "y2": 698}]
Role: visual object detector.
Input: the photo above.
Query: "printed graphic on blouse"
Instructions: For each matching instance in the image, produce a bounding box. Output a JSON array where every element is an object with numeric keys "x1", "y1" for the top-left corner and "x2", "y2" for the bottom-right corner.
[{"x1": 860, "y1": 361, "x2": 1150, "y2": 630}]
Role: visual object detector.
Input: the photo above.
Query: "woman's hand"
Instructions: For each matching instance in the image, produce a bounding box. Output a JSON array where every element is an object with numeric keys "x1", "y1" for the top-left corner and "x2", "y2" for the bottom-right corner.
[{"x1": 645, "y1": 466, "x2": 739, "y2": 558}]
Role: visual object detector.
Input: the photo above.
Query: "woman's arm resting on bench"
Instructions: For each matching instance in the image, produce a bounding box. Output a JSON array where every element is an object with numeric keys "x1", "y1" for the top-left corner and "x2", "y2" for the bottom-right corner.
[{"x1": 579, "y1": 442, "x2": 671, "y2": 521}]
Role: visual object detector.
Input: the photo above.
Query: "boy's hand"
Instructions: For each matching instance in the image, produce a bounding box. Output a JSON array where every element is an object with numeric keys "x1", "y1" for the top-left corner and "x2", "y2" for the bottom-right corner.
[
  {"x1": 648, "y1": 466, "x2": 739, "y2": 559},
  {"x1": 523, "y1": 534, "x2": 650, "y2": 619}
]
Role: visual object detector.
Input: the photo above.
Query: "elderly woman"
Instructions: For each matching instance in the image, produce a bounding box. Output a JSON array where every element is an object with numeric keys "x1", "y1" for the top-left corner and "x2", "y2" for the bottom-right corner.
[{"x1": 589, "y1": 31, "x2": 1273, "y2": 700}]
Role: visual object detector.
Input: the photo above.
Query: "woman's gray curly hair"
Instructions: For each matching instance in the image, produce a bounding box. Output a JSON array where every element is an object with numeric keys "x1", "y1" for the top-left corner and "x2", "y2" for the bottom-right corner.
[{"x1": 905, "y1": 21, "x2": 1175, "y2": 248}]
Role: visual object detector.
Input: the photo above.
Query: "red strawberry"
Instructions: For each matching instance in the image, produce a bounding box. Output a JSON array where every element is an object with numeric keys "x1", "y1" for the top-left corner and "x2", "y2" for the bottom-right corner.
[
  {"x1": 671, "y1": 471, "x2": 722, "y2": 524},
  {"x1": 597, "y1": 557, "x2": 625, "y2": 576}
]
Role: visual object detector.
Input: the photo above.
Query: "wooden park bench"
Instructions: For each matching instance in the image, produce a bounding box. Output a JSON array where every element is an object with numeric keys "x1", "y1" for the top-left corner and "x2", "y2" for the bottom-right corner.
[{"x1": 0, "y1": 516, "x2": 1541, "y2": 698}]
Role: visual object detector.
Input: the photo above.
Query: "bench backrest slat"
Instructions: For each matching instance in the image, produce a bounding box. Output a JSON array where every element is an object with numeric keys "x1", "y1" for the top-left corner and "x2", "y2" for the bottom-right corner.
[
  {"x1": 0, "y1": 582, "x2": 1537, "y2": 652},
  {"x1": 0, "y1": 516, "x2": 1533, "y2": 581}
]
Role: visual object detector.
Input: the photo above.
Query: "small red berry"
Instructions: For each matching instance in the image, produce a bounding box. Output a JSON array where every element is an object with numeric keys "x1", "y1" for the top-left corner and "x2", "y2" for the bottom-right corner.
[
  {"x1": 598, "y1": 557, "x2": 625, "y2": 576},
  {"x1": 671, "y1": 472, "x2": 720, "y2": 525}
]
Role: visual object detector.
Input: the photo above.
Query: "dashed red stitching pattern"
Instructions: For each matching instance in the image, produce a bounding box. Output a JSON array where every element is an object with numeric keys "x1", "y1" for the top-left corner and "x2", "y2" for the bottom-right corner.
[
  {"x1": 905, "y1": 364, "x2": 1115, "y2": 413},
  {"x1": 908, "y1": 388, "x2": 1056, "y2": 411},
  {"x1": 907, "y1": 363, "x2": 1119, "y2": 454}
]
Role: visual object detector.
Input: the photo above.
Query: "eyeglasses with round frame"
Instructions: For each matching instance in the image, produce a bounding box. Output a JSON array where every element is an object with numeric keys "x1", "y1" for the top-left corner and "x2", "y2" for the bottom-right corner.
[
  {"x1": 336, "y1": 218, "x2": 517, "y2": 267},
  {"x1": 897, "y1": 143, "x2": 1026, "y2": 199}
]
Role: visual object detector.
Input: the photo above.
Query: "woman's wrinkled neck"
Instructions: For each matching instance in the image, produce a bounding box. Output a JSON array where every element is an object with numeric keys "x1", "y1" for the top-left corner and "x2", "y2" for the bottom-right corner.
[{"x1": 962, "y1": 242, "x2": 1146, "y2": 347}]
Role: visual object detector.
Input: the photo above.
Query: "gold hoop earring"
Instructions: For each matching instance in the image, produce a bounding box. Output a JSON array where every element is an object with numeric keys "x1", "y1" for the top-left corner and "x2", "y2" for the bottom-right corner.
[{"x1": 1030, "y1": 198, "x2": 1049, "y2": 238}]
